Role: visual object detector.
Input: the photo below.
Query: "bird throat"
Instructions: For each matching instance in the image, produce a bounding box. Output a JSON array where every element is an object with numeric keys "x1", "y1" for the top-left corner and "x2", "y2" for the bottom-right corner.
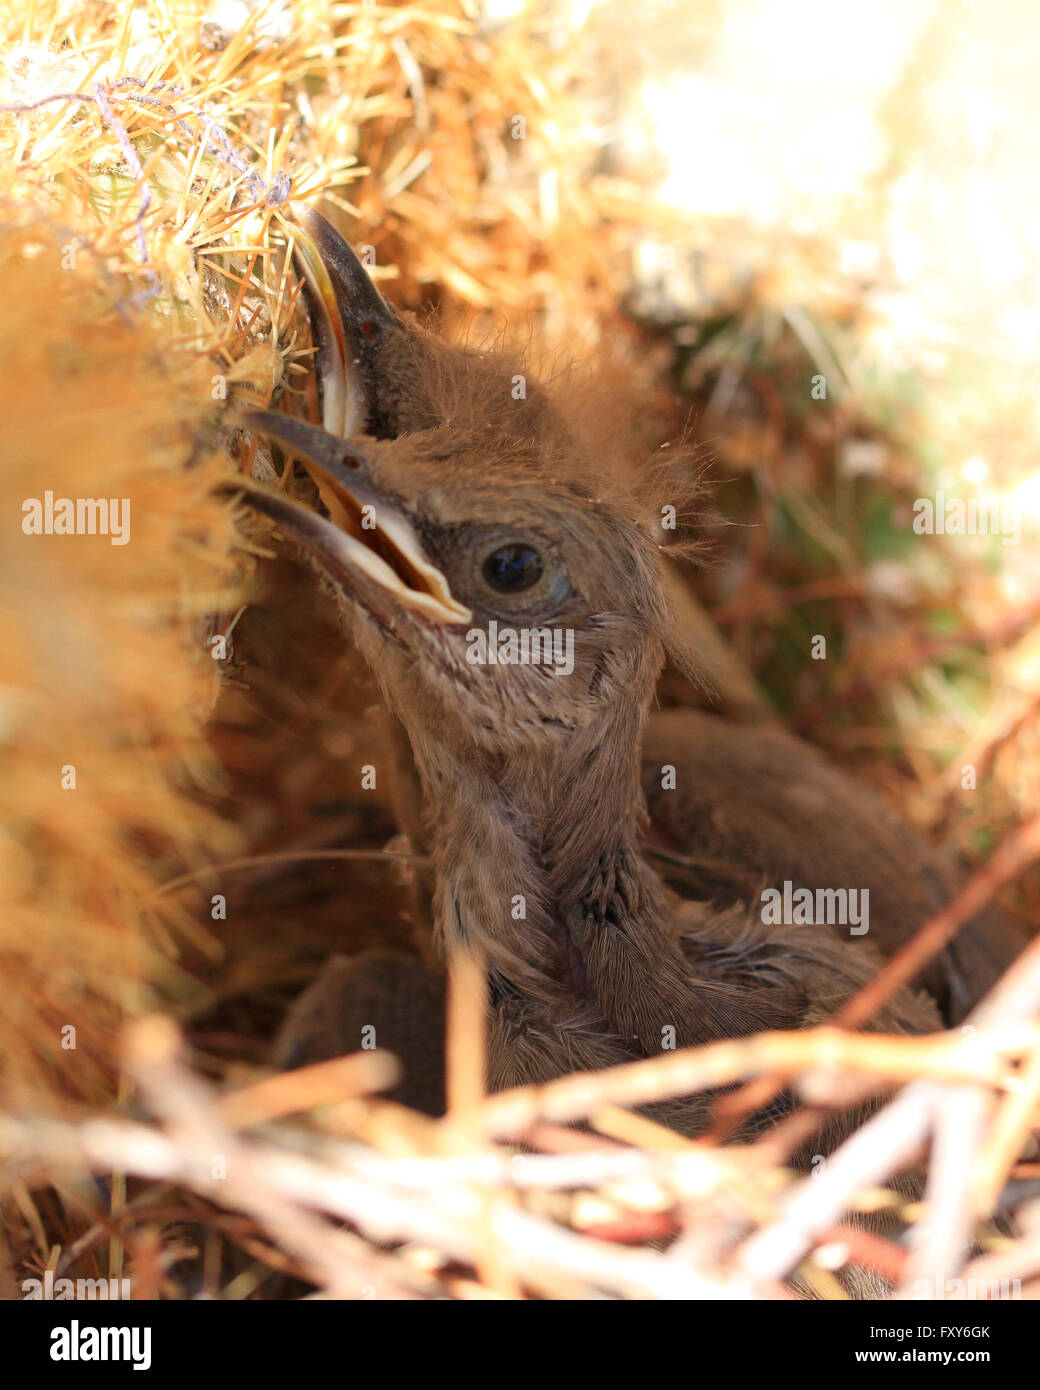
[{"x1": 408, "y1": 723, "x2": 703, "y2": 1061}]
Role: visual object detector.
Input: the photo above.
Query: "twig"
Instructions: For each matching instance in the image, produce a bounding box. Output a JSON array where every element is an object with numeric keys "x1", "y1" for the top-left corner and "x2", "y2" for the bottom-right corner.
[
  {"x1": 715, "y1": 813, "x2": 1040, "y2": 1136},
  {"x1": 478, "y1": 1025, "x2": 1029, "y2": 1139},
  {"x1": 734, "y1": 936, "x2": 1040, "y2": 1288}
]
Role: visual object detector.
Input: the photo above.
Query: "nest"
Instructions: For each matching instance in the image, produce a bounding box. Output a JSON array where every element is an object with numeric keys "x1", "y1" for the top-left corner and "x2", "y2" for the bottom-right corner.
[{"x1": 1, "y1": 0, "x2": 1038, "y2": 1301}]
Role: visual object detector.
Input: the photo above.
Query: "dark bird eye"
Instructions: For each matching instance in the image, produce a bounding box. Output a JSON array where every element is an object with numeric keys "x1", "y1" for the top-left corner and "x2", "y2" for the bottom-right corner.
[{"x1": 481, "y1": 543, "x2": 544, "y2": 593}]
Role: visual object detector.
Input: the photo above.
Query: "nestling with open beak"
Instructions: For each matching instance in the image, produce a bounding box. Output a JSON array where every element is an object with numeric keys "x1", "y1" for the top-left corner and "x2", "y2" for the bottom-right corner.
[{"x1": 225, "y1": 207, "x2": 1025, "y2": 1139}]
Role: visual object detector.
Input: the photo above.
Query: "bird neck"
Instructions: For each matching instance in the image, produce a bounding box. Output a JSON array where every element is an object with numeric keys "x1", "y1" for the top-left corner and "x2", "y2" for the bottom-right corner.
[{"x1": 404, "y1": 696, "x2": 702, "y2": 1053}]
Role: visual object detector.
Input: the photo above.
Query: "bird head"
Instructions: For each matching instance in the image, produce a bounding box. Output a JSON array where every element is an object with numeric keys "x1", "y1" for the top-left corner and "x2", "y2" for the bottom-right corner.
[
  {"x1": 290, "y1": 203, "x2": 557, "y2": 443},
  {"x1": 232, "y1": 209, "x2": 686, "y2": 766}
]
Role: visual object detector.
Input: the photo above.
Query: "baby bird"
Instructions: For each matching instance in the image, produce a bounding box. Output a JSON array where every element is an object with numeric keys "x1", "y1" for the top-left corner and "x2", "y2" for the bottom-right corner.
[{"x1": 230, "y1": 208, "x2": 1023, "y2": 1134}]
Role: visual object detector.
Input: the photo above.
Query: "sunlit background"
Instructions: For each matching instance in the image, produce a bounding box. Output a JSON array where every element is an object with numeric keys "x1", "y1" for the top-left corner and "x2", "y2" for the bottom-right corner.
[{"x1": 568, "y1": 0, "x2": 1040, "y2": 876}]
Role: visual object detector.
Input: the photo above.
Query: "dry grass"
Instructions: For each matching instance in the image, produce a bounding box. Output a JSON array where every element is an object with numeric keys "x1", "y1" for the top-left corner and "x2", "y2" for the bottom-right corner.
[{"x1": 4, "y1": 923, "x2": 1040, "y2": 1299}]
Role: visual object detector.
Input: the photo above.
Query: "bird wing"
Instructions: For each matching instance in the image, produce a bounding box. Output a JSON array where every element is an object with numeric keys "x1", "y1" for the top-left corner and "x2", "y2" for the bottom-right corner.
[{"x1": 643, "y1": 707, "x2": 1028, "y2": 1021}]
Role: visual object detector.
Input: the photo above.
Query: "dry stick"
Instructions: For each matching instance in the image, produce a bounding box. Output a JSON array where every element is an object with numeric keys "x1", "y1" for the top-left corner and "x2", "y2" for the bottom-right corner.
[
  {"x1": 737, "y1": 1087, "x2": 936, "y2": 1291},
  {"x1": 0, "y1": 1107, "x2": 735, "y2": 1299},
  {"x1": 6, "y1": 1019, "x2": 762, "y2": 1296},
  {"x1": 477, "y1": 1026, "x2": 1027, "y2": 1139},
  {"x1": 443, "y1": 950, "x2": 522, "y2": 1299},
  {"x1": 445, "y1": 949, "x2": 488, "y2": 1124},
  {"x1": 217, "y1": 1051, "x2": 401, "y2": 1129},
  {"x1": 716, "y1": 812, "x2": 1040, "y2": 1141},
  {"x1": 960, "y1": 1223, "x2": 1040, "y2": 1294},
  {"x1": 817, "y1": 1224, "x2": 908, "y2": 1284},
  {"x1": 972, "y1": 1047, "x2": 1040, "y2": 1215},
  {"x1": 122, "y1": 1015, "x2": 393, "y2": 1298},
  {"x1": 734, "y1": 934, "x2": 1040, "y2": 1289},
  {"x1": 842, "y1": 815, "x2": 1040, "y2": 1030},
  {"x1": 904, "y1": 1084, "x2": 994, "y2": 1295}
]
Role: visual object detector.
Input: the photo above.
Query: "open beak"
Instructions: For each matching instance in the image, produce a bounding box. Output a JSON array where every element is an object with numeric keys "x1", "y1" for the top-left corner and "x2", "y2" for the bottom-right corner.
[
  {"x1": 229, "y1": 410, "x2": 471, "y2": 627},
  {"x1": 289, "y1": 204, "x2": 401, "y2": 440}
]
